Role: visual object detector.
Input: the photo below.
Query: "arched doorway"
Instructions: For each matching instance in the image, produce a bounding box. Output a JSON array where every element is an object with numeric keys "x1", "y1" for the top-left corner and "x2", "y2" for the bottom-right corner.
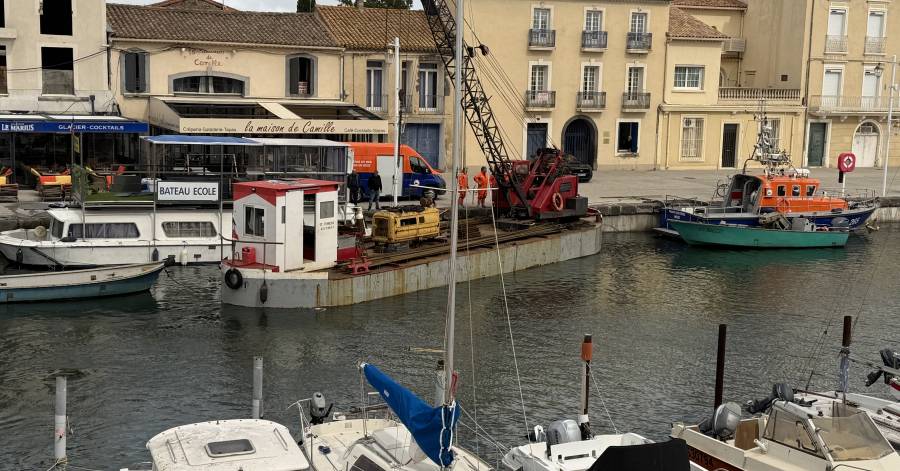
[
  {"x1": 562, "y1": 117, "x2": 597, "y2": 167},
  {"x1": 852, "y1": 121, "x2": 880, "y2": 167}
]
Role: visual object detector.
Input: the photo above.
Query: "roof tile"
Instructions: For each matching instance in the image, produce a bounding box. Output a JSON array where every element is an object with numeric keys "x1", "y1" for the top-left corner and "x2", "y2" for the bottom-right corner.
[
  {"x1": 317, "y1": 5, "x2": 436, "y2": 53},
  {"x1": 107, "y1": 4, "x2": 337, "y2": 48},
  {"x1": 672, "y1": 0, "x2": 747, "y2": 10},
  {"x1": 668, "y1": 7, "x2": 729, "y2": 40}
]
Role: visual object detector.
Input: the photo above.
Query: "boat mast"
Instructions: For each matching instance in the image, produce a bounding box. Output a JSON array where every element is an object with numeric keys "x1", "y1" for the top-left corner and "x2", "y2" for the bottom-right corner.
[{"x1": 443, "y1": 0, "x2": 464, "y2": 405}]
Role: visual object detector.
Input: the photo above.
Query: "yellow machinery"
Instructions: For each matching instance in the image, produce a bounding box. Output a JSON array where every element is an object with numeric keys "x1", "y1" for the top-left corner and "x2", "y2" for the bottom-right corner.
[{"x1": 371, "y1": 207, "x2": 440, "y2": 244}]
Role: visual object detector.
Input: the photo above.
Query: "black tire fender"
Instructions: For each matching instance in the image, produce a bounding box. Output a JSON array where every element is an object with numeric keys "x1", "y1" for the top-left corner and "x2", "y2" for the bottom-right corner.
[{"x1": 224, "y1": 268, "x2": 243, "y2": 290}]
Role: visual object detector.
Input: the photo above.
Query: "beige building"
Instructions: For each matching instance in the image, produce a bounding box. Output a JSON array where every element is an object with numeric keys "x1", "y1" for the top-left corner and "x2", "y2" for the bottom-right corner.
[
  {"x1": 465, "y1": 0, "x2": 671, "y2": 170},
  {"x1": 317, "y1": 5, "x2": 452, "y2": 169},
  {"x1": 805, "y1": 0, "x2": 900, "y2": 169},
  {"x1": 107, "y1": 1, "x2": 387, "y2": 140}
]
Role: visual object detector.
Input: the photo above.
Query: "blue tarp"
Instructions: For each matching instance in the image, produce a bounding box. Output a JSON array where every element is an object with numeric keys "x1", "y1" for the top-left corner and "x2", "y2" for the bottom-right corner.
[
  {"x1": 141, "y1": 135, "x2": 262, "y2": 146},
  {"x1": 362, "y1": 363, "x2": 459, "y2": 467}
]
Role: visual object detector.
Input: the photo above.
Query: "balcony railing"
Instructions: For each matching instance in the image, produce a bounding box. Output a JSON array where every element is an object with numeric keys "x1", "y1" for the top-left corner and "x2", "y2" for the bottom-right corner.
[
  {"x1": 582, "y1": 30, "x2": 608, "y2": 50},
  {"x1": 576, "y1": 91, "x2": 606, "y2": 110},
  {"x1": 42, "y1": 70, "x2": 74, "y2": 95},
  {"x1": 529, "y1": 29, "x2": 556, "y2": 48},
  {"x1": 718, "y1": 87, "x2": 802, "y2": 102},
  {"x1": 809, "y1": 95, "x2": 900, "y2": 113},
  {"x1": 626, "y1": 32, "x2": 652, "y2": 52},
  {"x1": 865, "y1": 36, "x2": 886, "y2": 55},
  {"x1": 525, "y1": 90, "x2": 556, "y2": 108},
  {"x1": 722, "y1": 38, "x2": 746, "y2": 55},
  {"x1": 825, "y1": 35, "x2": 848, "y2": 53},
  {"x1": 417, "y1": 94, "x2": 443, "y2": 114},
  {"x1": 622, "y1": 92, "x2": 651, "y2": 110},
  {"x1": 365, "y1": 94, "x2": 387, "y2": 112}
]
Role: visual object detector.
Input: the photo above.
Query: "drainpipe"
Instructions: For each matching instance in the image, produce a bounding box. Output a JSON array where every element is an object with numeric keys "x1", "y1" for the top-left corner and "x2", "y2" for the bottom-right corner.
[{"x1": 801, "y1": 0, "x2": 816, "y2": 167}]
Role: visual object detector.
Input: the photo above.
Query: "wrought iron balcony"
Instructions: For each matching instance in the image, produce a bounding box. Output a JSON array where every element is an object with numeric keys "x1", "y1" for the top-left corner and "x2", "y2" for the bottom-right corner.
[
  {"x1": 626, "y1": 32, "x2": 652, "y2": 52},
  {"x1": 582, "y1": 30, "x2": 608, "y2": 50},
  {"x1": 865, "y1": 36, "x2": 886, "y2": 55},
  {"x1": 576, "y1": 91, "x2": 606, "y2": 110},
  {"x1": 529, "y1": 29, "x2": 556, "y2": 49},
  {"x1": 825, "y1": 35, "x2": 848, "y2": 54},
  {"x1": 621, "y1": 92, "x2": 650, "y2": 110},
  {"x1": 809, "y1": 95, "x2": 900, "y2": 114},
  {"x1": 525, "y1": 90, "x2": 556, "y2": 109}
]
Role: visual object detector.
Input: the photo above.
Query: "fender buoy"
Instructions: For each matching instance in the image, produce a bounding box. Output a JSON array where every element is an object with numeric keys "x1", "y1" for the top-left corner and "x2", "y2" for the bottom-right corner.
[
  {"x1": 551, "y1": 192, "x2": 564, "y2": 212},
  {"x1": 224, "y1": 268, "x2": 243, "y2": 289},
  {"x1": 259, "y1": 280, "x2": 268, "y2": 304}
]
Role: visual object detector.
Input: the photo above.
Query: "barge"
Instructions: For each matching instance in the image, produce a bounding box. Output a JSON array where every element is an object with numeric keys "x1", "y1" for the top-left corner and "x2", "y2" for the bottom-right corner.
[{"x1": 220, "y1": 179, "x2": 602, "y2": 308}]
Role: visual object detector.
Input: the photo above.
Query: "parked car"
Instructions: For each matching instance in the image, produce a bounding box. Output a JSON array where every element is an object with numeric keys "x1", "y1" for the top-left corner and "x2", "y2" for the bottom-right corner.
[{"x1": 348, "y1": 142, "x2": 445, "y2": 198}]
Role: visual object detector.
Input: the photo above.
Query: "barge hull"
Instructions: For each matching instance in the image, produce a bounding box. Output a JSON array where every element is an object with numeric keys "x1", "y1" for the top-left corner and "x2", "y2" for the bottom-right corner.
[{"x1": 222, "y1": 222, "x2": 602, "y2": 309}]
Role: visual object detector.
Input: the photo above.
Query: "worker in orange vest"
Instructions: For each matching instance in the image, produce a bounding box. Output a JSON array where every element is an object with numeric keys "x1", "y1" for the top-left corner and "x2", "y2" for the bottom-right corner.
[
  {"x1": 457, "y1": 168, "x2": 469, "y2": 207},
  {"x1": 473, "y1": 166, "x2": 489, "y2": 208}
]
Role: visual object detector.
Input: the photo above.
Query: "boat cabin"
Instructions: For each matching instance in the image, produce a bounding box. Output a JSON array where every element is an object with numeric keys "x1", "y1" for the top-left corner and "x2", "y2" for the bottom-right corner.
[
  {"x1": 145, "y1": 419, "x2": 310, "y2": 471},
  {"x1": 724, "y1": 170, "x2": 848, "y2": 215},
  {"x1": 229, "y1": 179, "x2": 339, "y2": 272}
]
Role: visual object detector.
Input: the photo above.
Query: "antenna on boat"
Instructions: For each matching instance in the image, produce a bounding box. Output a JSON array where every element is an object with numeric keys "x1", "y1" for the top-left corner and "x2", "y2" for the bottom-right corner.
[{"x1": 578, "y1": 334, "x2": 593, "y2": 440}]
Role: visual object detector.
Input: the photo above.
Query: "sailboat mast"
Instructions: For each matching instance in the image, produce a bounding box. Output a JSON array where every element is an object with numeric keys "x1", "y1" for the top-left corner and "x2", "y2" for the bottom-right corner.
[{"x1": 443, "y1": 0, "x2": 465, "y2": 405}]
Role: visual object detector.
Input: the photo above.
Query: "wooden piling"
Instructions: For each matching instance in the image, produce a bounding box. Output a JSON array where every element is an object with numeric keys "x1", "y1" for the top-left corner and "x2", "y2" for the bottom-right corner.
[{"x1": 714, "y1": 324, "x2": 727, "y2": 409}]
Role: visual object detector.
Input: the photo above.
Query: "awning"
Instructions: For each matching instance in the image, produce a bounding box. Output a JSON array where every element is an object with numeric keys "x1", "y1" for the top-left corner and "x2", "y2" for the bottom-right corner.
[
  {"x1": 148, "y1": 97, "x2": 388, "y2": 135},
  {"x1": 249, "y1": 138, "x2": 349, "y2": 147},
  {"x1": 142, "y1": 135, "x2": 262, "y2": 146},
  {"x1": 0, "y1": 114, "x2": 149, "y2": 133}
]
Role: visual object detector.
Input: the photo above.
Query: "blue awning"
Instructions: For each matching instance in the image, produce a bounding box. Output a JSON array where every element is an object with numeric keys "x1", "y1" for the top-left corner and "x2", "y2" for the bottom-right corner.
[
  {"x1": 0, "y1": 115, "x2": 148, "y2": 134},
  {"x1": 142, "y1": 135, "x2": 262, "y2": 146}
]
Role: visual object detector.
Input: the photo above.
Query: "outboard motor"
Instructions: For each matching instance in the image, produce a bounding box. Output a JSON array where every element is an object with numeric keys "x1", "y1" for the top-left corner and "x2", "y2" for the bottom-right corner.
[
  {"x1": 544, "y1": 420, "x2": 580, "y2": 457},
  {"x1": 699, "y1": 402, "x2": 741, "y2": 440},
  {"x1": 309, "y1": 392, "x2": 333, "y2": 425},
  {"x1": 866, "y1": 348, "x2": 899, "y2": 387},
  {"x1": 746, "y1": 383, "x2": 796, "y2": 414}
]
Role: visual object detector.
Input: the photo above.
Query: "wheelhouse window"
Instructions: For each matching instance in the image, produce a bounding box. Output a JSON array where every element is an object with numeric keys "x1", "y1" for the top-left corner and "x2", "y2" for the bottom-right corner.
[
  {"x1": 40, "y1": 0, "x2": 73, "y2": 36},
  {"x1": 50, "y1": 218, "x2": 65, "y2": 240},
  {"x1": 123, "y1": 51, "x2": 148, "y2": 94},
  {"x1": 674, "y1": 66, "x2": 704, "y2": 90},
  {"x1": 245, "y1": 207, "x2": 265, "y2": 237},
  {"x1": 162, "y1": 221, "x2": 217, "y2": 238},
  {"x1": 67, "y1": 223, "x2": 140, "y2": 239},
  {"x1": 680, "y1": 118, "x2": 704, "y2": 161},
  {"x1": 173, "y1": 75, "x2": 245, "y2": 95},
  {"x1": 806, "y1": 185, "x2": 816, "y2": 197},
  {"x1": 792, "y1": 185, "x2": 801, "y2": 197},
  {"x1": 42, "y1": 47, "x2": 74, "y2": 95},
  {"x1": 777, "y1": 185, "x2": 786, "y2": 196},
  {"x1": 288, "y1": 56, "x2": 314, "y2": 96}
]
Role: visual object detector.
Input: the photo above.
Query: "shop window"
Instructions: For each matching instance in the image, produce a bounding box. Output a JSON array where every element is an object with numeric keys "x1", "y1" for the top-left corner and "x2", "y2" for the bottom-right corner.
[
  {"x1": 68, "y1": 223, "x2": 140, "y2": 239},
  {"x1": 40, "y1": 0, "x2": 73, "y2": 36},
  {"x1": 41, "y1": 47, "x2": 74, "y2": 95},
  {"x1": 616, "y1": 121, "x2": 640, "y2": 154},
  {"x1": 245, "y1": 206, "x2": 265, "y2": 237},
  {"x1": 123, "y1": 51, "x2": 148, "y2": 94},
  {"x1": 162, "y1": 221, "x2": 217, "y2": 238},
  {"x1": 173, "y1": 75, "x2": 244, "y2": 95},
  {"x1": 0, "y1": 46, "x2": 6, "y2": 95},
  {"x1": 288, "y1": 56, "x2": 314, "y2": 96}
]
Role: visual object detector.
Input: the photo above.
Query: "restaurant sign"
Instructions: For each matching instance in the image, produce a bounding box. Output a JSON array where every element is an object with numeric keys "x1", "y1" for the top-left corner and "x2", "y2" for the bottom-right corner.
[
  {"x1": 178, "y1": 118, "x2": 389, "y2": 135},
  {"x1": 157, "y1": 181, "x2": 220, "y2": 202},
  {"x1": 0, "y1": 120, "x2": 149, "y2": 134}
]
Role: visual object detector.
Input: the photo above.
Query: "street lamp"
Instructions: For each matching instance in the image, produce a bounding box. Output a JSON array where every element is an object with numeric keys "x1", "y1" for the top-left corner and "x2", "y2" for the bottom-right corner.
[{"x1": 883, "y1": 56, "x2": 897, "y2": 197}]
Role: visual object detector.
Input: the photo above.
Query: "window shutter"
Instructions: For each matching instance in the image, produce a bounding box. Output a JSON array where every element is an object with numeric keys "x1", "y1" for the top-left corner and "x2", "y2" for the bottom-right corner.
[
  {"x1": 123, "y1": 53, "x2": 137, "y2": 93},
  {"x1": 137, "y1": 53, "x2": 147, "y2": 93},
  {"x1": 289, "y1": 58, "x2": 300, "y2": 95}
]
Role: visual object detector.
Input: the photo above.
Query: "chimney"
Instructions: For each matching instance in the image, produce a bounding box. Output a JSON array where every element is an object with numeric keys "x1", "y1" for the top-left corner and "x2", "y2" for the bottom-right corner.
[{"x1": 355, "y1": 0, "x2": 365, "y2": 9}]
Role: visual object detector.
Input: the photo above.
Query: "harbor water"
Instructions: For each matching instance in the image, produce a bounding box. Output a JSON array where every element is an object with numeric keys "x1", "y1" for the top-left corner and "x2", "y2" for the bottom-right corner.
[{"x1": 2, "y1": 227, "x2": 900, "y2": 469}]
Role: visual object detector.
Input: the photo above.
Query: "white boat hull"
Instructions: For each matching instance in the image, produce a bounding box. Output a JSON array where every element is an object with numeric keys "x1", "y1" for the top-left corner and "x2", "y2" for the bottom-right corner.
[{"x1": 0, "y1": 238, "x2": 226, "y2": 267}]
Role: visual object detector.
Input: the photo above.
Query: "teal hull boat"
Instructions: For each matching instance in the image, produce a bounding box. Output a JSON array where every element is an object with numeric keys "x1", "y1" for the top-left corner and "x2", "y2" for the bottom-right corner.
[{"x1": 669, "y1": 220, "x2": 849, "y2": 248}]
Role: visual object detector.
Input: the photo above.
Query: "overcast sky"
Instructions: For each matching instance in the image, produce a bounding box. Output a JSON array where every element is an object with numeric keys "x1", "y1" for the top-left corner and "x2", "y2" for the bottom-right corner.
[{"x1": 109, "y1": 0, "x2": 424, "y2": 10}]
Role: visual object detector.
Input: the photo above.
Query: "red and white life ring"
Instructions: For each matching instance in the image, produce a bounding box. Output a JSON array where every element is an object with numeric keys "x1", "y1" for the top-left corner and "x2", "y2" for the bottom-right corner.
[{"x1": 551, "y1": 193, "x2": 564, "y2": 212}]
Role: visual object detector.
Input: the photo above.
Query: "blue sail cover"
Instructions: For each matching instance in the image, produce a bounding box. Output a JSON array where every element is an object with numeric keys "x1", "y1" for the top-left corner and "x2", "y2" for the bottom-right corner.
[{"x1": 362, "y1": 363, "x2": 459, "y2": 467}]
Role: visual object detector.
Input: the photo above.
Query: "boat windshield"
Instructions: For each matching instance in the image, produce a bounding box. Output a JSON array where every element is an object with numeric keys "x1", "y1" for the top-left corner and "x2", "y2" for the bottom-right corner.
[
  {"x1": 813, "y1": 411, "x2": 894, "y2": 461},
  {"x1": 50, "y1": 217, "x2": 64, "y2": 240}
]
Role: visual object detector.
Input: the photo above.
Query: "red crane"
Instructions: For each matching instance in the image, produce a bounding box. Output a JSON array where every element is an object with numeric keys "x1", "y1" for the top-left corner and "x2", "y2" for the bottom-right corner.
[{"x1": 422, "y1": 0, "x2": 588, "y2": 220}]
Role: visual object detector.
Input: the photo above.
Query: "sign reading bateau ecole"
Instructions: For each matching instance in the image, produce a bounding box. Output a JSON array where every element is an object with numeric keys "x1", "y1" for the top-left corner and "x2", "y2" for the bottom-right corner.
[
  {"x1": 178, "y1": 118, "x2": 389, "y2": 135},
  {"x1": 157, "y1": 181, "x2": 220, "y2": 202}
]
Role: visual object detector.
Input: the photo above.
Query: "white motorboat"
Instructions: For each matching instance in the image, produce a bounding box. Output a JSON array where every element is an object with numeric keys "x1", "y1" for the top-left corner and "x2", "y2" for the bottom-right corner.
[
  {"x1": 672, "y1": 399, "x2": 900, "y2": 470},
  {"x1": 0, "y1": 207, "x2": 231, "y2": 267}
]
